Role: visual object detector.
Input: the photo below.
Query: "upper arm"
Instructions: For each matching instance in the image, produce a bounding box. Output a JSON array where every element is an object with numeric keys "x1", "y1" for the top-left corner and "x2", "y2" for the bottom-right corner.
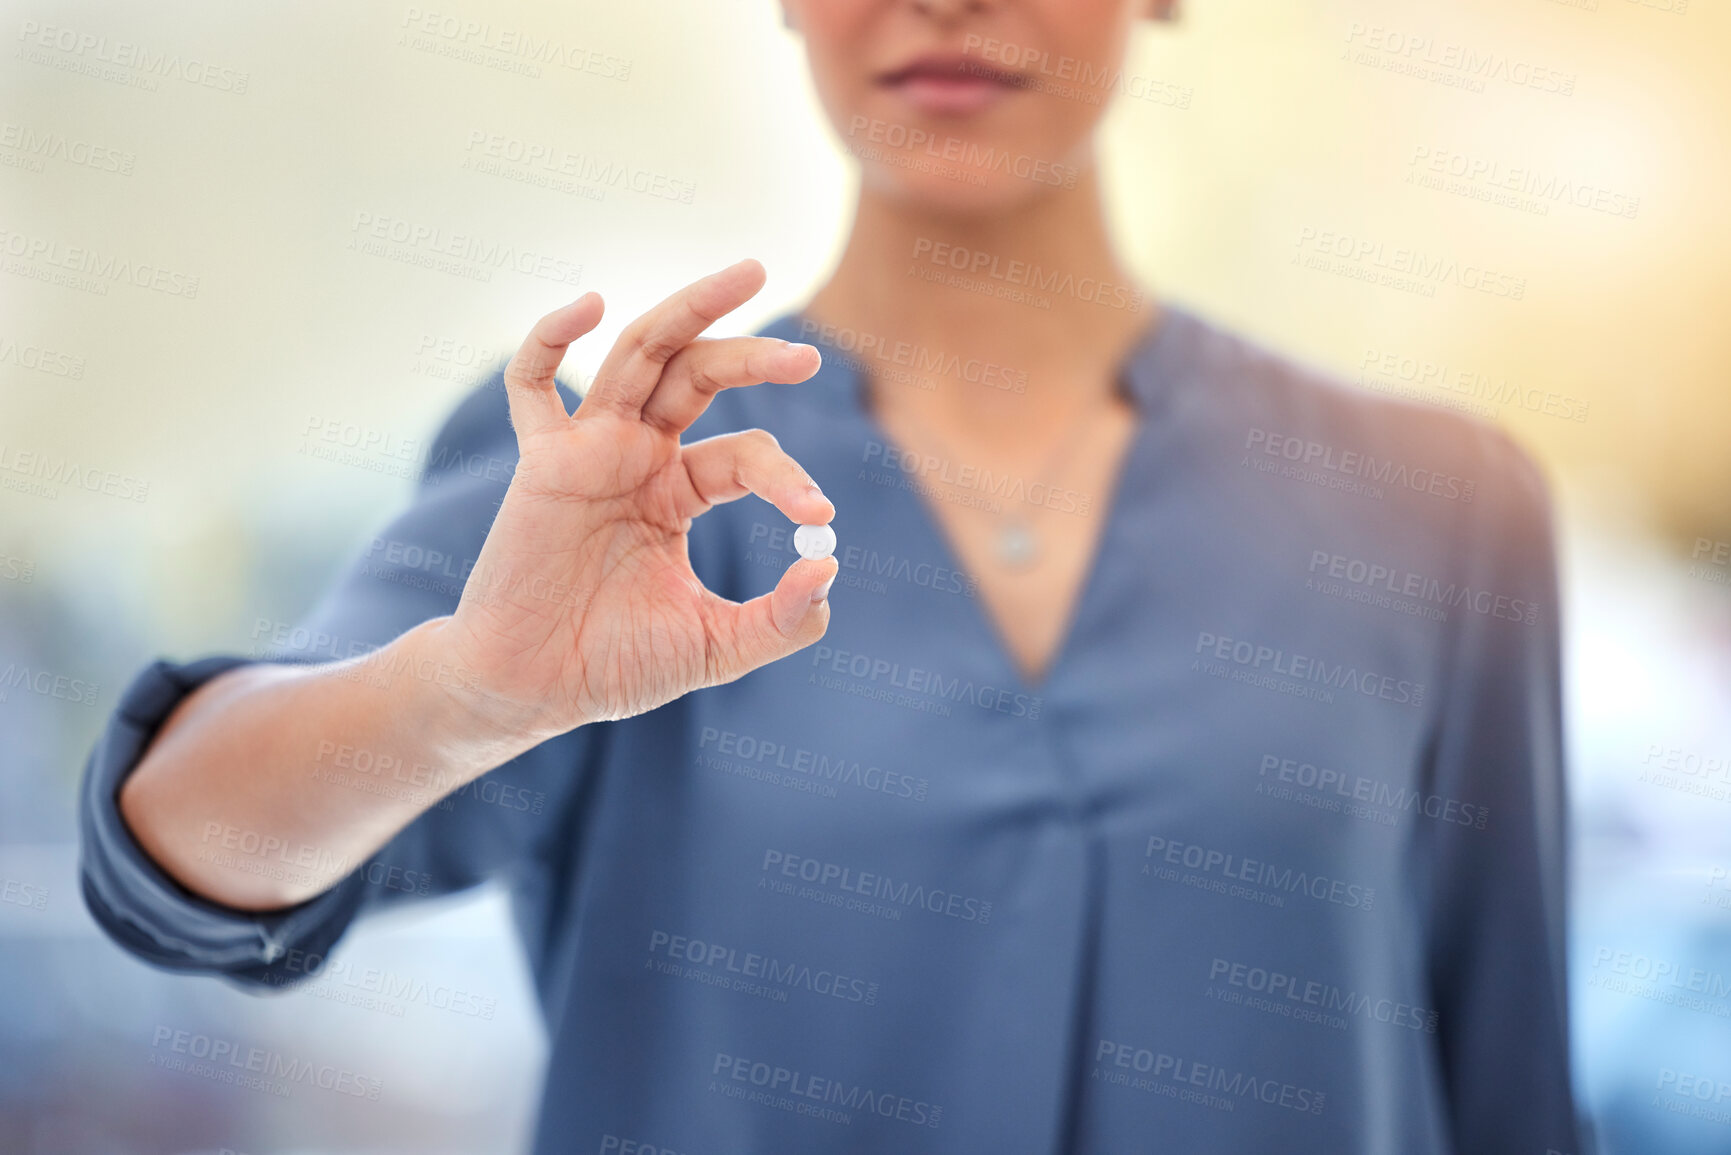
[{"x1": 1419, "y1": 427, "x2": 1581, "y2": 1151}]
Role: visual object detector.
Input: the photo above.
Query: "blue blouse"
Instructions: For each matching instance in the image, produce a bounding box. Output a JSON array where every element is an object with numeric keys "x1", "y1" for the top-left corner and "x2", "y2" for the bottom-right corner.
[{"x1": 78, "y1": 304, "x2": 1583, "y2": 1154}]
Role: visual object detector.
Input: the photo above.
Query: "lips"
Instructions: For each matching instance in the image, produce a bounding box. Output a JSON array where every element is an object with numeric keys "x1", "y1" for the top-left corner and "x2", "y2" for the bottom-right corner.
[
  {"x1": 878, "y1": 55, "x2": 1029, "y2": 89},
  {"x1": 876, "y1": 53, "x2": 1028, "y2": 116}
]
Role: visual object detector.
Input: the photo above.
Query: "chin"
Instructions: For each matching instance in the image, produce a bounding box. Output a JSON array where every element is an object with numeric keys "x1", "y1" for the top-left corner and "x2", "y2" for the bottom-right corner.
[
  {"x1": 861, "y1": 159, "x2": 1077, "y2": 219},
  {"x1": 828, "y1": 70, "x2": 1094, "y2": 217},
  {"x1": 846, "y1": 113, "x2": 1092, "y2": 219}
]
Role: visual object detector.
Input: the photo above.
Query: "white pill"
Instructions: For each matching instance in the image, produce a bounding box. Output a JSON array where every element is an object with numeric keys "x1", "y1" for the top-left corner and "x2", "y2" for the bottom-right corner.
[{"x1": 793, "y1": 523, "x2": 836, "y2": 561}]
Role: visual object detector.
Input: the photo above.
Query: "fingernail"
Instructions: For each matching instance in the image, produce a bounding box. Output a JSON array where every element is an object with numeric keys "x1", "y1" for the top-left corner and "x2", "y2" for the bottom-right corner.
[{"x1": 812, "y1": 576, "x2": 834, "y2": 603}]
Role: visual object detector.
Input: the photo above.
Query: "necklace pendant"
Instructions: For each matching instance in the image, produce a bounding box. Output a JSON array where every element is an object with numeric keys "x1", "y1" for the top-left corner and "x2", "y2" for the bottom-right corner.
[{"x1": 997, "y1": 518, "x2": 1038, "y2": 569}]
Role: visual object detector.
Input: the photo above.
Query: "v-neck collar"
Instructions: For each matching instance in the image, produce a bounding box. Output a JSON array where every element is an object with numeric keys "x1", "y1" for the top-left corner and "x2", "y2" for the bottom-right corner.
[{"x1": 754, "y1": 302, "x2": 1198, "y2": 698}]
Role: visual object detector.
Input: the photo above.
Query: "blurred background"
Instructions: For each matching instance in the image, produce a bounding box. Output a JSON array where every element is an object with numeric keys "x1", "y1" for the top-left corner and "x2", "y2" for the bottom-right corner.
[{"x1": 3, "y1": 0, "x2": 1728, "y2": 1151}]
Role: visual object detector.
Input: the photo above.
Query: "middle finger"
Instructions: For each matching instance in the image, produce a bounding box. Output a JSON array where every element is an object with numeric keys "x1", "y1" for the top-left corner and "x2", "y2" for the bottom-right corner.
[
  {"x1": 638, "y1": 336, "x2": 821, "y2": 434},
  {"x1": 580, "y1": 259, "x2": 768, "y2": 422}
]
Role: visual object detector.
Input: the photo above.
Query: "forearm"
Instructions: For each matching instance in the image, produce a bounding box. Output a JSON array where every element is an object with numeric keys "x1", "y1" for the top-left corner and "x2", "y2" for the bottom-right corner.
[
  {"x1": 118, "y1": 617, "x2": 540, "y2": 911},
  {"x1": 113, "y1": 267, "x2": 835, "y2": 914}
]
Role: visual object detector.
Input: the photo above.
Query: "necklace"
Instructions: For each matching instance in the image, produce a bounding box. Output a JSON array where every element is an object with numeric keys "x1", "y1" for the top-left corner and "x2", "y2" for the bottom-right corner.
[{"x1": 884, "y1": 396, "x2": 1108, "y2": 571}]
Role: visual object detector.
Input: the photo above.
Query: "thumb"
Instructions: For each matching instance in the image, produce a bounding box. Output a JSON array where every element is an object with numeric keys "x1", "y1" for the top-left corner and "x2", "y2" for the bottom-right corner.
[{"x1": 709, "y1": 557, "x2": 838, "y2": 680}]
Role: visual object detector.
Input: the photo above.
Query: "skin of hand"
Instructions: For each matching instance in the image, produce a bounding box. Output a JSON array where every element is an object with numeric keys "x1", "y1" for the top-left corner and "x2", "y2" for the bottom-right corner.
[
  {"x1": 429, "y1": 258, "x2": 841, "y2": 748},
  {"x1": 114, "y1": 260, "x2": 840, "y2": 912}
]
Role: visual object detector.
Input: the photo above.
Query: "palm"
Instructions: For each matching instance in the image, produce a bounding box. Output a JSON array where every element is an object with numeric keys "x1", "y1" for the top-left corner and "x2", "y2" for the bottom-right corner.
[
  {"x1": 462, "y1": 417, "x2": 714, "y2": 723},
  {"x1": 439, "y1": 262, "x2": 837, "y2": 741}
]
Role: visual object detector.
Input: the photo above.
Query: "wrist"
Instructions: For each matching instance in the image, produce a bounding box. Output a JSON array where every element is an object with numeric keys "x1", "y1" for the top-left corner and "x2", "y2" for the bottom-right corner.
[{"x1": 375, "y1": 619, "x2": 554, "y2": 778}]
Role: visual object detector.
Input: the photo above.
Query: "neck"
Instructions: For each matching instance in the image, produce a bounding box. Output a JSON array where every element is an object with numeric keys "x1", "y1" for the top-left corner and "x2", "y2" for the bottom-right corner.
[{"x1": 804, "y1": 160, "x2": 1156, "y2": 441}]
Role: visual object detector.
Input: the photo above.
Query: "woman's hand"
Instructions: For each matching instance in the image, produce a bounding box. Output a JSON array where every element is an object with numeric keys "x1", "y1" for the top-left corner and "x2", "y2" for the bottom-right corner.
[{"x1": 432, "y1": 259, "x2": 838, "y2": 744}]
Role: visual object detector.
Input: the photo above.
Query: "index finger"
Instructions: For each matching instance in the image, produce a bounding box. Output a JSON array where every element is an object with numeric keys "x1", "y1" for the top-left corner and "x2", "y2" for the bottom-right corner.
[
  {"x1": 503, "y1": 293, "x2": 605, "y2": 439},
  {"x1": 579, "y1": 258, "x2": 767, "y2": 421}
]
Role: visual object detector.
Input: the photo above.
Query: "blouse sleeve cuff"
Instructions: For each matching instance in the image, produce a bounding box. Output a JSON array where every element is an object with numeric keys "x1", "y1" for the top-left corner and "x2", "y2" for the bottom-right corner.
[{"x1": 77, "y1": 656, "x2": 369, "y2": 985}]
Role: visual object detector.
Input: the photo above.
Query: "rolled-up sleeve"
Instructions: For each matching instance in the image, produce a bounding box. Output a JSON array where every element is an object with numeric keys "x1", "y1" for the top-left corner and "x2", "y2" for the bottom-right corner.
[
  {"x1": 77, "y1": 369, "x2": 584, "y2": 989},
  {"x1": 78, "y1": 655, "x2": 372, "y2": 980},
  {"x1": 1421, "y1": 425, "x2": 1589, "y2": 1154}
]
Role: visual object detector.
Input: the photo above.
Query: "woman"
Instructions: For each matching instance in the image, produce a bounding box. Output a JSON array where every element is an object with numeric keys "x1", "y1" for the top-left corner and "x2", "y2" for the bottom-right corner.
[{"x1": 80, "y1": 1, "x2": 1583, "y2": 1151}]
